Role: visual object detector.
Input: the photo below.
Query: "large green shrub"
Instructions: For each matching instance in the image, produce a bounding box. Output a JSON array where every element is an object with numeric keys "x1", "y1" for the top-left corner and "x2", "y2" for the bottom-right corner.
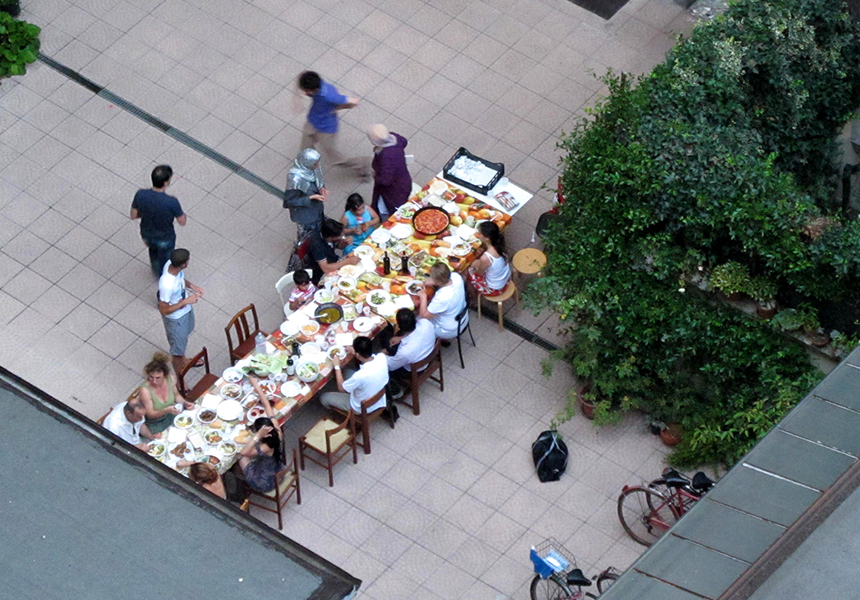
[
  {"x1": 0, "y1": 12, "x2": 39, "y2": 79},
  {"x1": 531, "y1": 0, "x2": 860, "y2": 467}
]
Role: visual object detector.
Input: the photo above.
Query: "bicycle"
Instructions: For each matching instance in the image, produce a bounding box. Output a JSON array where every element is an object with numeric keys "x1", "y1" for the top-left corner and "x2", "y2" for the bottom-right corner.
[
  {"x1": 529, "y1": 538, "x2": 620, "y2": 600},
  {"x1": 617, "y1": 468, "x2": 715, "y2": 546}
]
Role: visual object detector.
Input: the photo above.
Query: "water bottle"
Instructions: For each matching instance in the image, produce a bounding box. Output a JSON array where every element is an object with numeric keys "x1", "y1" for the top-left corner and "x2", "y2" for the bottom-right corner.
[{"x1": 254, "y1": 332, "x2": 267, "y2": 355}]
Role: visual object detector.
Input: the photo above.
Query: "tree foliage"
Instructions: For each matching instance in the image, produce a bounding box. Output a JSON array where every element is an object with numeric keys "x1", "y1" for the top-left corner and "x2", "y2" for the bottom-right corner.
[{"x1": 530, "y1": 0, "x2": 860, "y2": 466}]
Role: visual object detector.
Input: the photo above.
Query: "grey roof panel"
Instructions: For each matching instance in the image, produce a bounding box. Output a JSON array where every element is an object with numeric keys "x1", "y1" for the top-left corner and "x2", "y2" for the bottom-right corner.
[
  {"x1": 599, "y1": 571, "x2": 704, "y2": 600},
  {"x1": 743, "y1": 429, "x2": 855, "y2": 491},
  {"x1": 633, "y1": 536, "x2": 749, "y2": 598},
  {"x1": 705, "y1": 465, "x2": 820, "y2": 527},
  {"x1": 779, "y1": 397, "x2": 860, "y2": 457},
  {"x1": 669, "y1": 499, "x2": 785, "y2": 563},
  {"x1": 809, "y1": 362, "x2": 860, "y2": 411}
]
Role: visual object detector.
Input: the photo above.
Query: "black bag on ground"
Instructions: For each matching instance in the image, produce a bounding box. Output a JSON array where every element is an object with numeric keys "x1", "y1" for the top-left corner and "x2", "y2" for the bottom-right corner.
[{"x1": 532, "y1": 430, "x2": 568, "y2": 482}]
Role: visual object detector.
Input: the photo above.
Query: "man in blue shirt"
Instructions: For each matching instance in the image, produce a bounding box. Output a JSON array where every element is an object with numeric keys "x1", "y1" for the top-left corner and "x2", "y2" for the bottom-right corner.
[
  {"x1": 298, "y1": 71, "x2": 370, "y2": 180},
  {"x1": 130, "y1": 165, "x2": 186, "y2": 277}
]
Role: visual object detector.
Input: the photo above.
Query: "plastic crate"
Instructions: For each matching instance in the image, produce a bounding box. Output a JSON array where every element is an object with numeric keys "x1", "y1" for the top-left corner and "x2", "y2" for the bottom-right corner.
[{"x1": 442, "y1": 147, "x2": 504, "y2": 196}]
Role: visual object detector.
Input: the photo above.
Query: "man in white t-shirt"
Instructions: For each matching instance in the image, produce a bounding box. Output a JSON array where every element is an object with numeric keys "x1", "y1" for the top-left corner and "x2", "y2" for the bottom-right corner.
[
  {"x1": 158, "y1": 248, "x2": 204, "y2": 374},
  {"x1": 102, "y1": 398, "x2": 160, "y2": 450},
  {"x1": 385, "y1": 308, "x2": 436, "y2": 374},
  {"x1": 418, "y1": 263, "x2": 468, "y2": 341},
  {"x1": 320, "y1": 336, "x2": 389, "y2": 414}
]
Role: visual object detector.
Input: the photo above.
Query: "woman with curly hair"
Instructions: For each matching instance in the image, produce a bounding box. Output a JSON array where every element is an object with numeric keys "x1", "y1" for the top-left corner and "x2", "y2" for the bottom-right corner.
[{"x1": 138, "y1": 352, "x2": 195, "y2": 434}]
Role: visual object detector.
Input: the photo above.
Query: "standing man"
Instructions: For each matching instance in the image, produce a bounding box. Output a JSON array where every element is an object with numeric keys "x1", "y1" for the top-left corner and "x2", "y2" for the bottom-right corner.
[
  {"x1": 297, "y1": 70, "x2": 370, "y2": 180},
  {"x1": 158, "y1": 248, "x2": 204, "y2": 375},
  {"x1": 131, "y1": 165, "x2": 186, "y2": 277}
]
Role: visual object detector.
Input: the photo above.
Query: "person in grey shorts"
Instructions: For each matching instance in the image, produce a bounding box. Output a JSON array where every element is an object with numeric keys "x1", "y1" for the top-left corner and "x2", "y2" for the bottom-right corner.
[{"x1": 158, "y1": 248, "x2": 204, "y2": 374}]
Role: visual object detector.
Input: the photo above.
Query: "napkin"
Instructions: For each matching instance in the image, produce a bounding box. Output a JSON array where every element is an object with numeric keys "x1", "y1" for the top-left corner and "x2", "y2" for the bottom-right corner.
[
  {"x1": 299, "y1": 384, "x2": 312, "y2": 397},
  {"x1": 335, "y1": 332, "x2": 354, "y2": 347},
  {"x1": 443, "y1": 201, "x2": 459, "y2": 214},
  {"x1": 360, "y1": 257, "x2": 376, "y2": 272},
  {"x1": 265, "y1": 341, "x2": 277, "y2": 354},
  {"x1": 167, "y1": 428, "x2": 187, "y2": 444},
  {"x1": 187, "y1": 432, "x2": 204, "y2": 449},
  {"x1": 394, "y1": 295, "x2": 414, "y2": 309},
  {"x1": 201, "y1": 394, "x2": 222, "y2": 410}
]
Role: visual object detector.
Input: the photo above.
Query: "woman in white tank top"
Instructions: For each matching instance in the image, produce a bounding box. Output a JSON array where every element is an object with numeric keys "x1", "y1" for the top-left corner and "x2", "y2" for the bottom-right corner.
[{"x1": 466, "y1": 221, "x2": 511, "y2": 301}]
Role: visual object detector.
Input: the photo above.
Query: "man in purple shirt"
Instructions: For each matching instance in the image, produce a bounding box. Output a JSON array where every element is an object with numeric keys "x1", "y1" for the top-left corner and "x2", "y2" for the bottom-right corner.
[
  {"x1": 298, "y1": 71, "x2": 370, "y2": 180},
  {"x1": 130, "y1": 165, "x2": 186, "y2": 277}
]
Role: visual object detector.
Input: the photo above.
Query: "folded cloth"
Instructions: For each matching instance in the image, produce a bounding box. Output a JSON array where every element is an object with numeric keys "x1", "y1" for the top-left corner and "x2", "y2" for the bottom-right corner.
[
  {"x1": 335, "y1": 332, "x2": 354, "y2": 347},
  {"x1": 187, "y1": 432, "x2": 204, "y2": 449},
  {"x1": 201, "y1": 394, "x2": 222, "y2": 410},
  {"x1": 167, "y1": 428, "x2": 187, "y2": 444}
]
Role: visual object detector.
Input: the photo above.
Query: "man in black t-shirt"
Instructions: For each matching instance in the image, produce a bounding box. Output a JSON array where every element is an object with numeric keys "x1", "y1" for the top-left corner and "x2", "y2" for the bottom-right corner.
[
  {"x1": 130, "y1": 165, "x2": 186, "y2": 277},
  {"x1": 307, "y1": 219, "x2": 359, "y2": 283}
]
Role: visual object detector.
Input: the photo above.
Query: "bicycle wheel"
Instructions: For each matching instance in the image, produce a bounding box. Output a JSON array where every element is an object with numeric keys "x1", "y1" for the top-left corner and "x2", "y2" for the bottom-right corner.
[
  {"x1": 596, "y1": 571, "x2": 619, "y2": 595},
  {"x1": 530, "y1": 574, "x2": 570, "y2": 600},
  {"x1": 617, "y1": 486, "x2": 679, "y2": 546}
]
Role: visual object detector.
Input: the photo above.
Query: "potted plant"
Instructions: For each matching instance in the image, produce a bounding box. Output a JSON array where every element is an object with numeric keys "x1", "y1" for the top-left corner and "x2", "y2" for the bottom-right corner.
[
  {"x1": 748, "y1": 278, "x2": 778, "y2": 320},
  {"x1": 576, "y1": 382, "x2": 596, "y2": 420},
  {"x1": 0, "y1": 12, "x2": 39, "y2": 83},
  {"x1": 832, "y1": 331, "x2": 859, "y2": 358},
  {"x1": 660, "y1": 422, "x2": 683, "y2": 446},
  {"x1": 770, "y1": 308, "x2": 804, "y2": 332},
  {"x1": 799, "y1": 310, "x2": 830, "y2": 347},
  {"x1": 709, "y1": 262, "x2": 752, "y2": 301},
  {"x1": 0, "y1": 0, "x2": 20, "y2": 17}
]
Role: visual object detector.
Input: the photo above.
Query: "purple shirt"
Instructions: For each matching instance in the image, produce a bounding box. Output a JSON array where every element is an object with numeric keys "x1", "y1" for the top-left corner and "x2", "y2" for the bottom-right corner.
[{"x1": 307, "y1": 81, "x2": 347, "y2": 134}]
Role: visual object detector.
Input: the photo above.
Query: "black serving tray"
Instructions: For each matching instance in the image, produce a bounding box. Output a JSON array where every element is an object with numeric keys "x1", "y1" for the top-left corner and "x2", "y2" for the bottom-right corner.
[{"x1": 442, "y1": 147, "x2": 504, "y2": 196}]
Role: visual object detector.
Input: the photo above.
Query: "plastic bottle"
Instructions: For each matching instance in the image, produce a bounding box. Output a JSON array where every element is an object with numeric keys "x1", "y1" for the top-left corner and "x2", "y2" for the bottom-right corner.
[{"x1": 255, "y1": 332, "x2": 267, "y2": 355}]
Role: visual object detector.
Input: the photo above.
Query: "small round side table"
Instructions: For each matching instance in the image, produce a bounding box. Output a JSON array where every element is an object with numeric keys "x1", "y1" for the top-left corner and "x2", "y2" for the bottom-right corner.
[{"x1": 512, "y1": 248, "x2": 547, "y2": 277}]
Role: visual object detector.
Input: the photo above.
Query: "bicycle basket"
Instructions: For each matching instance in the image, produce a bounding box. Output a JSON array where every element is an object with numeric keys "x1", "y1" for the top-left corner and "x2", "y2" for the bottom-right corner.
[{"x1": 530, "y1": 538, "x2": 577, "y2": 579}]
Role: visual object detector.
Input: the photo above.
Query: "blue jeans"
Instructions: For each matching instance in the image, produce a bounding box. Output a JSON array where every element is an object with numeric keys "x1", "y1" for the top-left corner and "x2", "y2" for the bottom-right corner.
[{"x1": 142, "y1": 233, "x2": 175, "y2": 277}]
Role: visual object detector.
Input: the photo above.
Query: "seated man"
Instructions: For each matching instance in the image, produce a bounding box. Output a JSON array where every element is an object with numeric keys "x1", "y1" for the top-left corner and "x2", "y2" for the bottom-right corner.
[
  {"x1": 417, "y1": 262, "x2": 468, "y2": 341},
  {"x1": 384, "y1": 308, "x2": 436, "y2": 378},
  {"x1": 320, "y1": 336, "x2": 389, "y2": 415},
  {"x1": 308, "y1": 218, "x2": 359, "y2": 284},
  {"x1": 102, "y1": 398, "x2": 160, "y2": 450}
]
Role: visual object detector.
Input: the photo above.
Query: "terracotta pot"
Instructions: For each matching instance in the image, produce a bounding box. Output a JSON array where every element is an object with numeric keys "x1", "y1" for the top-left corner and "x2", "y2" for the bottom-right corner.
[
  {"x1": 577, "y1": 385, "x2": 595, "y2": 420},
  {"x1": 756, "y1": 302, "x2": 777, "y2": 320},
  {"x1": 805, "y1": 329, "x2": 830, "y2": 348},
  {"x1": 660, "y1": 423, "x2": 683, "y2": 446}
]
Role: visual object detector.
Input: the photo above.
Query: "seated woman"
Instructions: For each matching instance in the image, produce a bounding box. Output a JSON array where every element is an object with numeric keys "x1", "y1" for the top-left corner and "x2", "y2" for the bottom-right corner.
[
  {"x1": 465, "y1": 221, "x2": 511, "y2": 302},
  {"x1": 237, "y1": 376, "x2": 283, "y2": 493},
  {"x1": 138, "y1": 352, "x2": 195, "y2": 435},
  {"x1": 176, "y1": 461, "x2": 227, "y2": 499},
  {"x1": 340, "y1": 192, "x2": 379, "y2": 253}
]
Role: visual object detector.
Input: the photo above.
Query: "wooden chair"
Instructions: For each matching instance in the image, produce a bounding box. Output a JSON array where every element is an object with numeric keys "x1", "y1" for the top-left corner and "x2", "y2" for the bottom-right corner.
[
  {"x1": 225, "y1": 304, "x2": 266, "y2": 365},
  {"x1": 177, "y1": 347, "x2": 219, "y2": 400},
  {"x1": 477, "y1": 281, "x2": 520, "y2": 332},
  {"x1": 332, "y1": 388, "x2": 392, "y2": 455},
  {"x1": 239, "y1": 499, "x2": 250, "y2": 513},
  {"x1": 298, "y1": 412, "x2": 358, "y2": 487},
  {"x1": 246, "y1": 448, "x2": 301, "y2": 530},
  {"x1": 397, "y1": 339, "x2": 444, "y2": 416},
  {"x1": 275, "y1": 269, "x2": 313, "y2": 318},
  {"x1": 455, "y1": 305, "x2": 475, "y2": 369}
]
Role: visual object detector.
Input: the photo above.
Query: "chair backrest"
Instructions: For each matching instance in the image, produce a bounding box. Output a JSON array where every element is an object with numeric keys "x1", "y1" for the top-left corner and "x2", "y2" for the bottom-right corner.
[
  {"x1": 411, "y1": 339, "x2": 442, "y2": 381},
  {"x1": 177, "y1": 347, "x2": 211, "y2": 396},
  {"x1": 226, "y1": 304, "x2": 260, "y2": 354},
  {"x1": 456, "y1": 305, "x2": 470, "y2": 333},
  {"x1": 275, "y1": 269, "x2": 313, "y2": 314},
  {"x1": 359, "y1": 388, "x2": 387, "y2": 420}
]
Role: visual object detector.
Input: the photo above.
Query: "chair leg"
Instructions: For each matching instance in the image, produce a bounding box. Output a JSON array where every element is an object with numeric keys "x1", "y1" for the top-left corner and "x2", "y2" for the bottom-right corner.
[
  {"x1": 276, "y1": 501, "x2": 283, "y2": 530},
  {"x1": 468, "y1": 322, "x2": 475, "y2": 346},
  {"x1": 362, "y1": 419, "x2": 371, "y2": 455},
  {"x1": 298, "y1": 441, "x2": 306, "y2": 470},
  {"x1": 457, "y1": 330, "x2": 465, "y2": 369},
  {"x1": 497, "y1": 300, "x2": 504, "y2": 332},
  {"x1": 477, "y1": 295, "x2": 482, "y2": 320},
  {"x1": 439, "y1": 357, "x2": 444, "y2": 392},
  {"x1": 412, "y1": 386, "x2": 420, "y2": 416},
  {"x1": 327, "y1": 450, "x2": 334, "y2": 487}
]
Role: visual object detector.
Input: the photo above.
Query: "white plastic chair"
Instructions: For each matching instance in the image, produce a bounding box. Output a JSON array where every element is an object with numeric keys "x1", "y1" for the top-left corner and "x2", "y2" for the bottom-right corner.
[{"x1": 276, "y1": 269, "x2": 313, "y2": 318}]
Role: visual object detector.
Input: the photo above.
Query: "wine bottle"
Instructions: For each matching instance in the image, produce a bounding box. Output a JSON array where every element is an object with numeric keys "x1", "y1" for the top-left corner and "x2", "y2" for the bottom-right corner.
[{"x1": 383, "y1": 251, "x2": 391, "y2": 275}]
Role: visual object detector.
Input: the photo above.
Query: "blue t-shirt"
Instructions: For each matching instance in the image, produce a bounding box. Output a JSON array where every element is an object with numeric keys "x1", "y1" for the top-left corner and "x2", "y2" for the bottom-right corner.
[
  {"x1": 131, "y1": 189, "x2": 183, "y2": 238},
  {"x1": 307, "y1": 81, "x2": 347, "y2": 134}
]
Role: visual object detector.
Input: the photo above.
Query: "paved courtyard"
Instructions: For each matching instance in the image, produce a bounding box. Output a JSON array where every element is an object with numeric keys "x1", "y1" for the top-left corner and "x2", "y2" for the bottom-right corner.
[{"x1": 0, "y1": 0, "x2": 699, "y2": 597}]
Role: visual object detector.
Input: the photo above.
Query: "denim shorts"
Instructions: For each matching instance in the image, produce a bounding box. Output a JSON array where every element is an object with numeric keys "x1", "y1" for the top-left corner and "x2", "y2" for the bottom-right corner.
[{"x1": 162, "y1": 309, "x2": 195, "y2": 356}]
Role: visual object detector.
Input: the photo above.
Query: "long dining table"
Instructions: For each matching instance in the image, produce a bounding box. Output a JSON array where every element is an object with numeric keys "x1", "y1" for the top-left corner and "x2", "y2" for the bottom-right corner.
[{"x1": 144, "y1": 175, "x2": 528, "y2": 476}]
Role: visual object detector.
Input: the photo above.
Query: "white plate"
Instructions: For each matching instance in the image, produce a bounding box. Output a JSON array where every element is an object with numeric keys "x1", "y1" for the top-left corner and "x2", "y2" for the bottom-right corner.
[
  {"x1": 299, "y1": 321, "x2": 320, "y2": 337},
  {"x1": 300, "y1": 342, "x2": 322, "y2": 356},
  {"x1": 390, "y1": 223, "x2": 413, "y2": 239},
  {"x1": 451, "y1": 243, "x2": 471, "y2": 257},
  {"x1": 338, "y1": 264, "x2": 362, "y2": 277},
  {"x1": 280, "y1": 321, "x2": 299, "y2": 337},
  {"x1": 353, "y1": 317, "x2": 374, "y2": 333},
  {"x1": 295, "y1": 359, "x2": 321, "y2": 383},
  {"x1": 406, "y1": 281, "x2": 424, "y2": 295},
  {"x1": 203, "y1": 429, "x2": 227, "y2": 445},
  {"x1": 395, "y1": 203, "x2": 420, "y2": 219},
  {"x1": 366, "y1": 290, "x2": 390, "y2": 308},
  {"x1": 314, "y1": 289, "x2": 335, "y2": 303},
  {"x1": 222, "y1": 367, "x2": 243, "y2": 383},
  {"x1": 219, "y1": 383, "x2": 242, "y2": 401},
  {"x1": 218, "y1": 441, "x2": 239, "y2": 456},
  {"x1": 370, "y1": 228, "x2": 391, "y2": 244},
  {"x1": 429, "y1": 180, "x2": 448, "y2": 195},
  {"x1": 337, "y1": 277, "x2": 357, "y2": 291},
  {"x1": 241, "y1": 393, "x2": 260, "y2": 408},
  {"x1": 168, "y1": 441, "x2": 194, "y2": 460},
  {"x1": 173, "y1": 413, "x2": 194, "y2": 429},
  {"x1": 353, "y1": 245, "x2": 374, "y2": 259},
  {"x1": 147, "y1": 441, "x2": 167, "y2": 458},
  {"x1": 280, "y1": 381, "x2": 302, "y2": 397},
  {"x1": 327, "y1": 345, "x2": 347, "y2": 360},
  {"x1": 216, "y1": 399, "x2": 243, "y2": 421}
]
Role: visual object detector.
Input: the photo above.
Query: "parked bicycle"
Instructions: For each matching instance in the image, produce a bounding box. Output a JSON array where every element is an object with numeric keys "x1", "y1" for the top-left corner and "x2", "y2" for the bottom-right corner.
[
  {"x1": 529, "y1": 538, "x2": 620, "y2": 600},
  {"x1": 617, "y1": 468, "x2": 715, "y2": 546}
]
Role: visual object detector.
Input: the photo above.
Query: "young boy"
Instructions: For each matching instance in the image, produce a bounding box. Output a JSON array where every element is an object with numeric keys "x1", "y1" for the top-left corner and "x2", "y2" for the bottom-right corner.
[{"x1": 288, "y1": 269, "x2": 316, "y2": 311}]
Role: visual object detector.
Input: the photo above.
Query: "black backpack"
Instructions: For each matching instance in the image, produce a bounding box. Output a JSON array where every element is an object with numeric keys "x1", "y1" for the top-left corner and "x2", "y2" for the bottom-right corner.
[{"x1": 532, "y1": 430, "x2": 569, "y2": 482}]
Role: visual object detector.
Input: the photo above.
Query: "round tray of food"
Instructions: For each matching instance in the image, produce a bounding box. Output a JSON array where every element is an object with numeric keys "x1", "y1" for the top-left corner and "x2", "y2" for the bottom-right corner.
[{"x1": 413, "y1": 206, "x2": 450, "y2": 235}]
